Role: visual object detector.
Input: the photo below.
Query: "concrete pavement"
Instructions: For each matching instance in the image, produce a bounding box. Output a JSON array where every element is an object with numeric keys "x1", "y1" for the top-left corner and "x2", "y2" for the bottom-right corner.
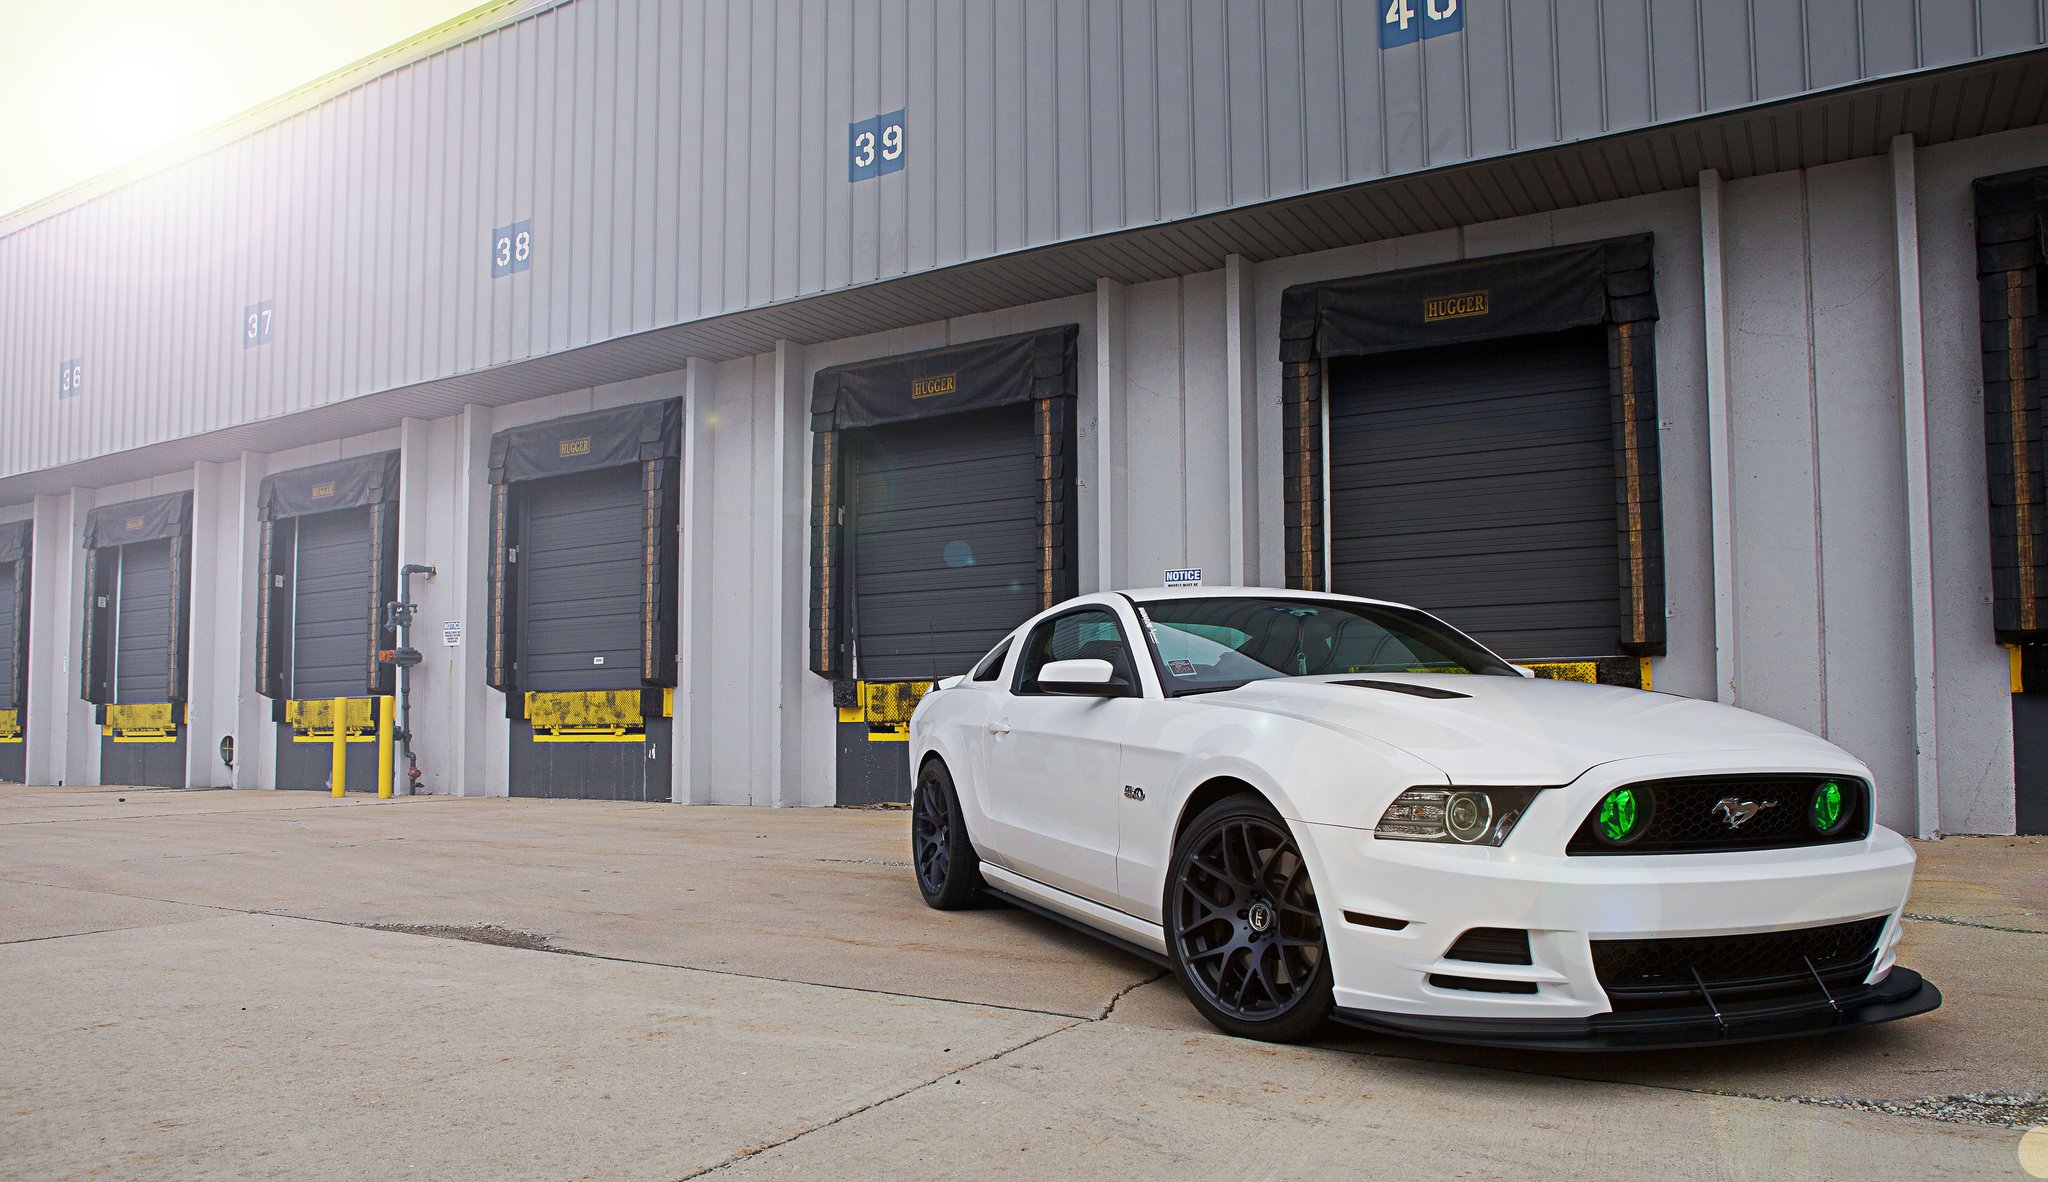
[{"x1": 0, "y1": 785, "x2": 2041, "y2": 1179}]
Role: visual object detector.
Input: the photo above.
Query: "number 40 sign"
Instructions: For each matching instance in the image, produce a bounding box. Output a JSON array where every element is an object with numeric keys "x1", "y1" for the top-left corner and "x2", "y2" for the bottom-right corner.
[{"x1": 1380, "y1": 0, "x2": 1462, "y2": 48}]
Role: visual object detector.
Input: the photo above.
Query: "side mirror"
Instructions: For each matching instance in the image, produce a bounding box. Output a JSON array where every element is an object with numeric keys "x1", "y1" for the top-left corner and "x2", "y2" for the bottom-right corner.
[{"x1": 1036, "y1": 658, "x2": 1131, "y2": 697}]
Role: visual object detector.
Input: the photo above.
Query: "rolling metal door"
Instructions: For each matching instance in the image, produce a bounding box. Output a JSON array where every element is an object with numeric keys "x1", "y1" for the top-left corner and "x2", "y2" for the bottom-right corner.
[
  {"x1": 290, "y1": 507, "x2": 375, "y2": 700},
  {"x1": 0, "y1": 564, "x2": 15, "y2": 709},
  {"x1": 850, "y1": 403, "x2": 1040, "y2": 680},
  {"x1": 114, "y1": 539, "x2": 174, "y2": 703},
  {"x1": 519, "y1": 465, "x2": 645, "y2": 692},
  {"x1": 1327, "y1": 329, "x2": 1618, "y2": 659}
]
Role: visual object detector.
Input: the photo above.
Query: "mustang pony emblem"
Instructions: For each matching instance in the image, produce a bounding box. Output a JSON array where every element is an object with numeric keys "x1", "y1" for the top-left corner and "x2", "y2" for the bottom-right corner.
[{"x1": 1712, "y1": 797, "x2": 1778, "y2": 829}]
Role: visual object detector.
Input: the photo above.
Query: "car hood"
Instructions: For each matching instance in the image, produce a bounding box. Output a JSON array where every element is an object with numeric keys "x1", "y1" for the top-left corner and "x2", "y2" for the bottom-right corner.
[{"x1": 1204, "y1": 674, "x2": 1853, "y2": 785}]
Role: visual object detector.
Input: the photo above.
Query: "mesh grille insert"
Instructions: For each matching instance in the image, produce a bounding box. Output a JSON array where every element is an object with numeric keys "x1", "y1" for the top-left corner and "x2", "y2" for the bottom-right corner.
[
  {"x1": 1567, "y1": 775, "x2": 1870, "y2": 855},
  {"x1": 1592, "y1": 917, "x2": 1888, "y2": 1012}
]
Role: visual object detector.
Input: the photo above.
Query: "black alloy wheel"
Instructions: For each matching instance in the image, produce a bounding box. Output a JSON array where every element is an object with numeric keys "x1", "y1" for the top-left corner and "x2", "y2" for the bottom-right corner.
[
  {"x1": 1166, "y1": 794, "x2": 1333, "y2": 1042},
  {"x1": 912, "y1": 758, "x2": 984, "y2": 909}
]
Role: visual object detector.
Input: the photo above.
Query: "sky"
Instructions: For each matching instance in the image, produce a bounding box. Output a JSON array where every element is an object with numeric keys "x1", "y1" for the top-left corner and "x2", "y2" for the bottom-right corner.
[{"x1": 0, "y1": 0, "x2": 483, "y2": 217}]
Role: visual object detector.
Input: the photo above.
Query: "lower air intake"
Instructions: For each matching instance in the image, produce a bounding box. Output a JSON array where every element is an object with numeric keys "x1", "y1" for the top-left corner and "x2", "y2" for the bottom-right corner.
[{"x1": 1592, "y1": 917, "x2": 1889, "y2": 1012}]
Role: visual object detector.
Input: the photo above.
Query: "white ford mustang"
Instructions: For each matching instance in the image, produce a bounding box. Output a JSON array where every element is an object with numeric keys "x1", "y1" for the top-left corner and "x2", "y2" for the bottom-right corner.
[{"x1": 907, "y1": 588, "x2": 1941, "y2": 1048}]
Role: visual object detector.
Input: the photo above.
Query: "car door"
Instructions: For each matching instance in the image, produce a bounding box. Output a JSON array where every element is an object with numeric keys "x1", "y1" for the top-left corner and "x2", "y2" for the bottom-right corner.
[{"x1": 976, "y1": 606, "x2": 1139, "y2": 906}]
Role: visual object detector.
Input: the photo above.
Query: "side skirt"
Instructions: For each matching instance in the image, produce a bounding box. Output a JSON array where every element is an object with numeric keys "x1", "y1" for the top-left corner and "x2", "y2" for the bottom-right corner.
[{"x1": 977, "y1": 864, "x2": 1172, "y2": 970}]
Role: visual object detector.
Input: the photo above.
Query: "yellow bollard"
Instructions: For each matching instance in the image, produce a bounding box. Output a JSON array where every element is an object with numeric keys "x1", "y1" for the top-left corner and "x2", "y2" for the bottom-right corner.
[
  {"x1": 330, "y1": 695, "x2": 348, "y2": 797},
  {"x1": 377, "y1": 696, "x2": 395, "y2": 799}
]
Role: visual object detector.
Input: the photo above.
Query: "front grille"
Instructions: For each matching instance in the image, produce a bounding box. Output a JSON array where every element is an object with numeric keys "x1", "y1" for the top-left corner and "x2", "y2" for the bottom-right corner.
[
  {"x1": 1566, "y1": 775, "x2": 1870, "y2": 855},
  {"x1": 1592, "y1": 917, "x2": 1888, "y2": 1012}
]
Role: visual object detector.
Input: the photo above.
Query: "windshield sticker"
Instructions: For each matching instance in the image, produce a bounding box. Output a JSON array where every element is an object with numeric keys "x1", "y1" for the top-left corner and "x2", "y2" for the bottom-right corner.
[{"x1": 1167, "y1": 659, "x2": 1197, "y2": 677}]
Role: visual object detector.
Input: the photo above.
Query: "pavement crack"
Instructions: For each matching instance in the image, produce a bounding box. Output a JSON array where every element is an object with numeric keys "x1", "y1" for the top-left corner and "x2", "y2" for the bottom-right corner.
[
  {"x1": 679, "y1": 1019, "x2": 1085, "y2": 1179},
  {"x1": 1095, "y1": 968, "x2": 1168, "y2": 1020},
  {"x1": 1903, "y1": 911, "x2": 2047, "y2": 935}
]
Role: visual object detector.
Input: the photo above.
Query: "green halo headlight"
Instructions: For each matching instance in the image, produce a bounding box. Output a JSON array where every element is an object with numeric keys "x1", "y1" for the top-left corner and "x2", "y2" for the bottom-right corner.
[
  {"x1": 1596, "y1": 787, "x2": 1645, "y2": 845},
  {"x1": 1811, "y1": 780, "x2": 1849, "y2": 834}
]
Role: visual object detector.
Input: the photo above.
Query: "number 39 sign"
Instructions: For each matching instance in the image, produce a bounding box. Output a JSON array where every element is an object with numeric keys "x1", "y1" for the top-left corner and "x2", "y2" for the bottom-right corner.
[
  {"x1": 1380, "y1": 0, "x2": 1462, "y2": 48},
  {"x1": 848, "y1": 110, "x2": 906, "y2": 183}
]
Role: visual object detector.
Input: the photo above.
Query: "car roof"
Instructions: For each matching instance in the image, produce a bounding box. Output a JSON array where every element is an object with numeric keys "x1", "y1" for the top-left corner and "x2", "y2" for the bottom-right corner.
[{"x1": 1116, "y1": 585, "x2": 1408, "y2": 610}]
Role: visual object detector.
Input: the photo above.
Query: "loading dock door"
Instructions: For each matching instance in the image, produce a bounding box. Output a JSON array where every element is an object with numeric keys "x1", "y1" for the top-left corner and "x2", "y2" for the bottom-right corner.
[
  {"x1": 849, "y1": 403, "x2": 1042, "y2": 681},
  {"x1": 0, "y1": 566, "x2": 16, "y2": 711},
  {"x1": 273, "y1": 505, "x2": 383, "y2": 792},
  {"x1": 518, "y1": 464, "x2": 646, "y2": 692},
  {"x1": 1326, "y1": 328, "x2": 1618, "y2": 660},
  {"x1": 114, "y1": 539, "x2": 175, "y2": 703},
  {"x1": 289, "y1": 507, "x2": 375, "y2": 699}
]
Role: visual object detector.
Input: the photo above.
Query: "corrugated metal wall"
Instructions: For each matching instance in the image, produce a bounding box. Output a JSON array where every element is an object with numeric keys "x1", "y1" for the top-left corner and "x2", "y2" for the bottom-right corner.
[{"x1": 3, "y1": 0, "x2": 2042, "y2": 484}]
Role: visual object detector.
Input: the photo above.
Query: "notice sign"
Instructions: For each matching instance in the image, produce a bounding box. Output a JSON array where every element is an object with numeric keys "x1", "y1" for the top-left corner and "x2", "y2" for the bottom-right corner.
[
  {"x1": 1164, "y1": 568, "x2": 1203, "y2": 588},
  {"x1": 442, "y1": 620, "x2": 462, "y2": 647}
]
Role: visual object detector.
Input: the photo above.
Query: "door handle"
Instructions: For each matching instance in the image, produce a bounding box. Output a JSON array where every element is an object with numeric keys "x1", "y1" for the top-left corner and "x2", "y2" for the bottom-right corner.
[{"x1": 986, "y1": 722, "x2": 1012, "y2": 736}]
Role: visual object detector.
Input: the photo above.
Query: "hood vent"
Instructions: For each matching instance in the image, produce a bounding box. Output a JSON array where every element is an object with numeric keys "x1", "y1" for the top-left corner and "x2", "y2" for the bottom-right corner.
[{"x1": 1335, "y1": 679, "x2": 1471, "y2": 700}]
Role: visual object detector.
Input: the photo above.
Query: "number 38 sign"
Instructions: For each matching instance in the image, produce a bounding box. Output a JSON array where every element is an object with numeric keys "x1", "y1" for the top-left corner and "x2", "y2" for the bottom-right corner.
[
  {"x1": 491, "y1": 219, "x2": 533, "y2": 279},
  {"x1": 848, "y1": 110, "x2": 906, "y2": 183},
  {"x1": 1380, "y1": 0, "x2": 1462, "y2": 48}
]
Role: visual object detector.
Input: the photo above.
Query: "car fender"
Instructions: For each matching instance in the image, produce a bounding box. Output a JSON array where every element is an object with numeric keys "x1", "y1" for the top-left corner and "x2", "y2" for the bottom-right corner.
[{"x1": 1117, "y1": 707, "x2": 1450, "y2": 925}]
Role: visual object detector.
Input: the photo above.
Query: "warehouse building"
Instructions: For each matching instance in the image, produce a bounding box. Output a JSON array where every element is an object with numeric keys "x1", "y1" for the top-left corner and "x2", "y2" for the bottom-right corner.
[{"x1": 2, "y1": 0, "x2": 2047, "y2": 834}]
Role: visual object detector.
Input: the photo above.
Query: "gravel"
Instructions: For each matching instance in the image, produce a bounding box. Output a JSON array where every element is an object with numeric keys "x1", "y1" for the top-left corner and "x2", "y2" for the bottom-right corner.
[{"x1": 1777, "y1": 1090, "x2": 2048, "y2": 1129}]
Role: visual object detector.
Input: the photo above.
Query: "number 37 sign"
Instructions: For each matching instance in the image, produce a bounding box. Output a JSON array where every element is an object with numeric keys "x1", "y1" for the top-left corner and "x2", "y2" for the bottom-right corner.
[{"x1": 1380, "y1": 0, "x2": 1462, "y2": 48}]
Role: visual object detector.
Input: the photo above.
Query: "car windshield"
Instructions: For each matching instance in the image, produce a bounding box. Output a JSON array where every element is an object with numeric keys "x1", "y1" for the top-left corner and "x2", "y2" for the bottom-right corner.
[{"x1": 1134, "y1": 595, "x2": 1518, "y2": 695}]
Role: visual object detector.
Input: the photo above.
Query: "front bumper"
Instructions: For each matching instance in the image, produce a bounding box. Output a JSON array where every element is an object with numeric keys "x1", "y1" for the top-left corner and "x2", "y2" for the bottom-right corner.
[
  {"x1": 1296, "y1": 805, "x2": 1935, "y2": 1040},
  {"x1": 1332, "y1": 966, "x2": 1941, "y2": 1051}
]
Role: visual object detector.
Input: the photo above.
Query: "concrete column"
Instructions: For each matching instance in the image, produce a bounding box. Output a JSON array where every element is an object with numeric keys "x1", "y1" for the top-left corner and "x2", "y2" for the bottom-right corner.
[
  {"x1": 231, "y1": 452, "x2": 272, "y2": 788},
  {"x1": 1094, "y1": 277, "x2": 1127, "y2": 591},
  {"x1": 394, "y1": 419, "x2": 438, "y2": 795},
  {"x1": 182, "y1": 462, "x2": 228, "y2": 789},
  {"x1": 767, "y1": 341, "x2": 824, "y2": 806},
  {"x1": 1890, "y1": 134, "x2": 1942, "y2": 839},
  {"x1": 1223, "y1": 255, "x2": 1262, "y2": 587},
  {"x1": 25, "y1": 493, "x2": 74, "y2": 786},
  {"x1": 445, "y1": 404, "x2": 498, "y2": 796},
  {"x1": 62, "y1": 489, "x2": 98, "y2": 786},
  {"x1": 674, "y1": 358, "x2": 715, "y2": 804},
  {"x1": 1698, "y1": 170, "x2": 1739, "y2": 705}
]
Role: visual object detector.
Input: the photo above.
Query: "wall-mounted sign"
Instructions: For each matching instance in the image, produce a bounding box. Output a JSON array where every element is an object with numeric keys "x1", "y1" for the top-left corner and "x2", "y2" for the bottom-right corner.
[
  {"x1": 243, "y1": 299, "x2": 274, "y2": 348},
  {"x1": 848, "y1": 109, "x2": 906, "y2": 182},
  {"x1": 1164, "y1": 568, "x2": 1203, "y2": 588},
  {"x1": 1423, "y1": 290, "x2": 1490, "y2": 322},
  {"x1": 442, "y1": 619, "x2": 462, "y2": 648},
  {"x1": 1380, "y1": 0, "x2": 1462, "y2": 49},
  {"x1": 491, "y1": 219, "x2": 533, "y2": 278},
  {"x1": 57, "y1": 358, "x2": 82, "y2": 401}
]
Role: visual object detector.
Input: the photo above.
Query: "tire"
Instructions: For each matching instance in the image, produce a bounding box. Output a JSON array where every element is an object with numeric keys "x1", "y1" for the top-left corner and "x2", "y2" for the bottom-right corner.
[
  {"x1": 912, "y1": 758, "x2": 985, "y2": 909},
  {"x1": 1165, "y1": 793, "x2": 1334, "y2": 1043}
]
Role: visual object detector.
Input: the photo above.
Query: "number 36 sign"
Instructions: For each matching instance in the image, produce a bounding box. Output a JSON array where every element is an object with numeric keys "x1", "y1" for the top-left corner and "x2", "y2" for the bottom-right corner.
[
  {"x1": 848, "y1": 110, "x2": 906, "y2": 183},
  {"x1": 1380, "y1": 0, "x2": 1462, "y2": 48}
]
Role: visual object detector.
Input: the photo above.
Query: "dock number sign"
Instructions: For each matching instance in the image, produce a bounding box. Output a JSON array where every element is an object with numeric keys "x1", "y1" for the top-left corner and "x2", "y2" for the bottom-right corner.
[
  {"x1": 491, "y1": 219, "x2": 533, "y2": 278},
  {"x1": 848, "y1": 110, "x2": 906, "y2": 182},
  {"x1": 1380, "y1": 0, "x2": 1462, "y2": 48}
]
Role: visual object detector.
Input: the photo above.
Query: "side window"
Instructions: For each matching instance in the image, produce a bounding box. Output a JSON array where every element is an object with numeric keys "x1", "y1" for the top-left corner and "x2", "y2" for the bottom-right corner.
[
  {"x1": 1014, "y1": 609, "x2": 1134, "y2": 694},
  {"x1": 971, "y1": 639, "x2": 1012, "y2": 682}
]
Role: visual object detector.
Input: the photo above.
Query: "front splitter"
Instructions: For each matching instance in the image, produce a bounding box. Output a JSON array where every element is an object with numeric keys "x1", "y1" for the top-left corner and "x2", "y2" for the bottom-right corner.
[{"x1": 1330, "y1": 967, "x2": 1941, "y2": 1052}]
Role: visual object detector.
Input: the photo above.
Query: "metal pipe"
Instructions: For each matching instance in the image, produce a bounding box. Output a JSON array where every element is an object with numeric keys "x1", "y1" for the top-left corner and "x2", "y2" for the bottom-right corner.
[{"x1": 393, "y1": 563, "x2": 436, "y2": 791}]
